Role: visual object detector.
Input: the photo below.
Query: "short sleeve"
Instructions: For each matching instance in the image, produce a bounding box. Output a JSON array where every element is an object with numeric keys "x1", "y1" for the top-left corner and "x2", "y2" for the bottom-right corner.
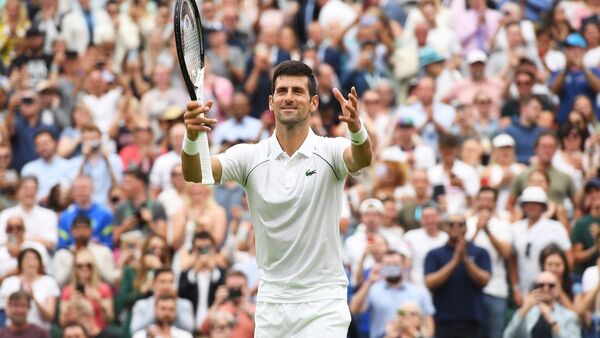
[
  {"x1": 490, "y1": 220, "x2": 512, "y2": 243},
  {"x1": 418, "y1": 286, "x2": 435, "y2": 315},
  {"x1": 424, "y1": 250, "x2": 438, "y2": 275},
  {"x1": 509, "y1": 172, "x2": 526, "y2": 197},
  {"x1": 582, "y1": 266, "x2": 599, "y2": 292},
  {"x1": 99, "y1": 283, "x2": 113, "y2": 298},
  {"x1": 571, "y1": 219, "x2": 586, "y2": 244},
  {"x1": 476, "y1": 248, "x2": 492, "y2": 273},
  {"x1": 215, "y1": 143, "x2": 255, "y2": 185},
  {"x1": 328, "y1": 137, "x2": 353, "y2": 179}
]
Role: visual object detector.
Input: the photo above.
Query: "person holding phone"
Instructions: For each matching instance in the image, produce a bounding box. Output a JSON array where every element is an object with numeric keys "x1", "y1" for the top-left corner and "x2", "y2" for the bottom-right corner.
[{"x1": 504, "y1": 271, "x2": 580, "y2": 338}]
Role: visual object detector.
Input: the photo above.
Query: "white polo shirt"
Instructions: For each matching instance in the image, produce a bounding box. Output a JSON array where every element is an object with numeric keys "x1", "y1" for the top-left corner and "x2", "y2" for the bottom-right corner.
[{"x1": 216, "y1": 128, "x2": 351, "y2": 303}]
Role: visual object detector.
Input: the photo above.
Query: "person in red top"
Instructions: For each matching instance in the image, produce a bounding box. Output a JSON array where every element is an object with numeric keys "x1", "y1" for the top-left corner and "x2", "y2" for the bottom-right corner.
[
  {"x1": 59, "y1": 248, "x2": 114, "y2": 329},
  {"x1": 119, "y1": 119, "x2": 162, "y2": 173},
  {"x1": 0, "y1": 291, "x2": 50, "y2": 338},
  {"x1": 200, "y1": 270, "x2": 255, "y2": 338}
]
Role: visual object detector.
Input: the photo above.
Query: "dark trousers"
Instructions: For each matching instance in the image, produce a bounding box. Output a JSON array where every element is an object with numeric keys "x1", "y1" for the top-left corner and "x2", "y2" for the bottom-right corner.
[{"x1": 436, "y1": 321, "x2": 484, "y2": 338}]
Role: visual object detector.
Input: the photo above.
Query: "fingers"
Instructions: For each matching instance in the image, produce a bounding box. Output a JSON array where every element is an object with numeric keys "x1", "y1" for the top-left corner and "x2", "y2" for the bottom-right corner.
[
  {"x1": 184, "y1": 100, "x2": 216, "y2": 132},
  {"x1": 332, "y1": 87, "x2": 346, "y2": 104}
]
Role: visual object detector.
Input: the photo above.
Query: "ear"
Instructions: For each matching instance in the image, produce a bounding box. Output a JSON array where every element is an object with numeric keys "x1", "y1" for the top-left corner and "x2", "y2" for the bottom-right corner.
[
  {"x1": 310, "y1": 95, "x2": 319, "y2": 113},
  {"x1": 268, "y1": 95, "x2": 273, "y2": 112}
]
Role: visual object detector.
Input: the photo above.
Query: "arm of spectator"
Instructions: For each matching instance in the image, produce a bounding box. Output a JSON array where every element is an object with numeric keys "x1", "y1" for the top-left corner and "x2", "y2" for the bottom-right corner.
[
  {"x1": 575, "y1": 272, "x2": 600, "y2": 317},
  {"x1": 175, "y1": 298, "x2": 196, "y2": 332},
  {"x1": 502, "y1": 305, "x2": 530, "y2": 338},
  {"x1": 5, "y1": 93, "x2": 19, "y2": 137},
  {"x1": 33, "y1": 294, "x2": 57, "y2": 322},
  {"x1": 349, "y1": 265, "x2": 378, "y2": 315},
  {"x1": 549, "y1": 69, "x2": 568, "y2": 95},
  {"x1": 573, "y1": 241, "x2": 599, "y2": 266},
  {"x1": 584, "y1": 68, "x2": 600, "y2": 93},
  {"x1": 52, "y1": 250, "x2": 73, "y2": 287},
  {"x1": 463, "y1": 242, "x2": 491, "y2": 288},
  {"x1": 243, "y1": 60, "x2": 264, "y2": 95},
  {"x1": 129, "y1": 300, "x2": 152, "y2": 334},
  {"x1": 508, "y1": 250, "x2": 522, "y2": 307},
  {"x1": 171, "y1": 206, "x2": 187, "y2": 250},
  {"x1": 57, "y1": 132, "x2": 82, "y2": 158},
  {"x1": 424, "y1": 243, "x2": 461, "y2": 291},
  {"x1": 483, "y1": 222, "x2": 512, "y2": 258},
  {"x1": 96, "y1": 247, "x2": 117, "y2": 285},
  {"x1": 112, "y1": 216, "x2": 138, "y2": 246}
]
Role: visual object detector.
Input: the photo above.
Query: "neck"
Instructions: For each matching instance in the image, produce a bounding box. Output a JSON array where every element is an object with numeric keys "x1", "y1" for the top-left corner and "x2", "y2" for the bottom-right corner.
[
  {"x1": 591, "y1": 207, "x2": 600, "y2": 217},
  {"x1": 77, "y1": 200, "x2": 92, "y2": 209},
  {"x1": 535, "y1": 161, "x2": 551, "y2": 171},
  {"x1": 20, "y1": 203, "x2": 34, "y2": 212},
  {"x1": 425, "y1": 226, "x2": 438, "y2": 236},
  {"x1": 132, "y1": 192, "x2": 147, "y2": 205},
  {"x1": 398, "y1": 139, "x2": 413, "y2": 149},
  {"x1": 10, "y1": 323, "x2": 27, "y2": 331},
  {"x1": 528, "y1": 215, "x2": 541, "y2": 226},
  {"x1": 275, "y1": 124, "x2": 309, "y2": 157},
  {"x1": 519, "y1": 116, "x2": 533, "y2": 127},
  {"x1": 415, "y1": 194, "x2": 428, "y2": 204}
]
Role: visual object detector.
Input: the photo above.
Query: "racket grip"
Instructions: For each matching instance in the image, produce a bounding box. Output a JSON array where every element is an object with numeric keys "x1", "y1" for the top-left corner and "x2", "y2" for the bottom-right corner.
[{"x1": 197, "y1": 130, "x2": 214, "y2": 184}]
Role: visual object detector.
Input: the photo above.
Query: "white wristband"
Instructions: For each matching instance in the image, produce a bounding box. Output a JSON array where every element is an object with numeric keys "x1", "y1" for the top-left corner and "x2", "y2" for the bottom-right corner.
[
  {"x1": 182, "y1": 132, "x2": 199, "y2": 155},
  {"x1": 349, "y1": 124, "x2": 368, "y2": 146}
]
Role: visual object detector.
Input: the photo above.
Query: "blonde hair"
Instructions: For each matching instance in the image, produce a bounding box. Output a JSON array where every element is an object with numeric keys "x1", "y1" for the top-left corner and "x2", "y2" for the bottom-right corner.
[{"x1": 70, "y1": 249, "x2": 101, "y2": 288}]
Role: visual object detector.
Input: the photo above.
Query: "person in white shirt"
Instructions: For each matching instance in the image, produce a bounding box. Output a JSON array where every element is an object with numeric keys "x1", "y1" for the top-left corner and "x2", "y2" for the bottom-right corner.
[
  {"x1": 402, "y1": 204, "x2": 448, "y2": 286},
  {"x1": 150, "y1": 123, "x2": 186, "y2": 197},
  {"x1": 0, "y1": 176, "x2": 58, "y2": 251},
  {"x1": 380, "y1": 117, "x2": 436, "y2": 171},
  {"x1": 181, "y1": 60, "x2": 372, "y2": 337},
  {"x1": 211, "y1": 92, "x2": 263, "y2": 151},
  {"x1": 132, "y1": 294, "x2": 193, "y2": 338},
  {"x1": 466, "y1": 188, "x2": 512, "y2": 338},
  {"x1": 509, "y1": 186, "x2": 572, "y2": 308}
]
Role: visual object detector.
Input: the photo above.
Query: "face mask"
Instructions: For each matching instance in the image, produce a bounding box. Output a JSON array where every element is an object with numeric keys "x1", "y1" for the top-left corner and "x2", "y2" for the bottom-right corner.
[{"x1": 381, "y1": 264, "x2": 402, "y2": 284}]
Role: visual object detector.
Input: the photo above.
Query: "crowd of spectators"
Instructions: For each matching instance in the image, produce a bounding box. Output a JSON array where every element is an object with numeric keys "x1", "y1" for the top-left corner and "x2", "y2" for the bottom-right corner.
[{"x1": 4, "y1": 0, "x2": 600, "y2": 337}]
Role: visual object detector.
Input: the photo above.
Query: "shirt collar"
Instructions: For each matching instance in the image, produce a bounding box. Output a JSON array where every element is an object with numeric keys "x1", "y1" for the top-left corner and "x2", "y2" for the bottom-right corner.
[{"x1": 268, "y1": 128, "x2": 317, "y2": 161}]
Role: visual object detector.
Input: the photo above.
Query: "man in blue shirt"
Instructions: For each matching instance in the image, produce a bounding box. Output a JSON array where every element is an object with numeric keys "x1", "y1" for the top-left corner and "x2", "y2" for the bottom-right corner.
[
  {"x1": 503, "y1": 95, "x2": 547, "y2": 164},
  {"x1": 349, "y1": 250, "x2": 435, "y2": 338},
  {"x1": 57, "y1": 175, "x2": 114, "y2": 249},
  {"x1": 549, "y1": 33, "x2": 600, "y2": 123},
  {"x1": 425, "y1": 214, "x2": 491, "y2": 338}
]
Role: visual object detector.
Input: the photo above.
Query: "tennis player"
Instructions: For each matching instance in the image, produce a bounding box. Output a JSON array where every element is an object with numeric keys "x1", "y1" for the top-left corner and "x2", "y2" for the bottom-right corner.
[{"x1": 181, "y1": 60, "x2": 372, "y2": 337}]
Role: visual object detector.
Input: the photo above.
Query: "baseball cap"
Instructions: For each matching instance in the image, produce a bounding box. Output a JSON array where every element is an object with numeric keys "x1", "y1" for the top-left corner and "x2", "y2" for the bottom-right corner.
[
  {"x1": 419, "y1": 47, "x2": 445, "y2": 68},
  {"x1": 585, "y1": 177, "x2": 600, "y2": 192},
  {"x1": 396, "y1": 117, "x2": 414, "y2": 128},
  {"x1": 492, "y1": 134, "x2": 515, "y2": 148},
  {"x1": 467, "y1": 50, "x2": 487, "y2": 64},
  {"x1": 359, "y1": 198, "x2": 384, "y2": 214},
  {"x1": 564, "y1": 33, "x2": 587, "y2": 49},
  {"x1": 519, "y1": 186, "x2": 548, "y2": 206},
  {"x1": 71, "y1": 215, "x2": 92, "y2": 228}
]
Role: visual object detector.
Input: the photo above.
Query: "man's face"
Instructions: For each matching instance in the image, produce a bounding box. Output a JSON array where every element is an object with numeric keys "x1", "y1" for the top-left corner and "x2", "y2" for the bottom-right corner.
[
  {"x1": 476, "y1": 191, "x2": 496, "y2": 211},
  {"x1": 153, "y1": 272, "x2": 175, "y2": 296},
  {"x1": 5, "y1": 217, "x2": 25, "y2": 242},
  {"x1": 362, "y1": 92, "x2": 381, "y2": 115},
  {"x1": 19, "y1": 93, "x2": 41, "y2": 118},
  {"x1": 122, "y1": 175, "x2": 143, "y2": 198},
  {"x1": 63, "y1": 326, "x2": 87, "y2": 338},
  {"x1": 444, "y1": 217, "x2": 467, "y2": 241},
  {"x1": 34, "y1": 133, "x2": 56, "y2": 160},
  {"x1": 155, "y1": 299, "x2": 177, "y2": 326},
  {"x1": 72, "y1": 177, "x2": 93, "y2": 205},
  {"x1": 7, "y1": 298, "x2": 29, "y2": 326},
  {"x1": 361, "y1": 208, "x2": 381, "y2": 232},
  {"x1": 18, "y1": 180, "x2": 38, "y2": 206},
  {"x1": 515, "y1": 74, "x2": 534, "y2": 96},
  {"x1": 411, "y1": 172, "x2": 429, "y2": 196},
  {"x1": 72, "y1": 224, "x2": 92, "y2": 245},
  {"x1": 470, "y1": 62, "x2": 485, "y2": 80},
  {"x1": 522, "y1": 202, "x2": 545, "y2": 220},
  {"x1": 416, "y1": 78, "x2": 435, "y2": 104},
  {"x1": 536, "y1": 135, "x2": 557, "y2": 164},
  {"x1": 534, "y1": 272, "x2": 559, "y2": 303},
  {"x1": 269, "y1": 75, "x2": 318, "y2": 128},
  {"x1": 421, "y1": 207, "x2": 439, "y2": 231},
  {"x1": 439, "y1": 146, "x2": 458, "y2": 164},
  {"x1": 231, "y1": 93, "x2": 251, "y2": 120}
]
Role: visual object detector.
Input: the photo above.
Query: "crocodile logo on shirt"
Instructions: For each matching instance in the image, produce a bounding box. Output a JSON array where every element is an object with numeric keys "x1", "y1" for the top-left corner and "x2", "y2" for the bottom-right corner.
[{"x1": 305, "y1": 169, "x2": 316, "y2": 176}]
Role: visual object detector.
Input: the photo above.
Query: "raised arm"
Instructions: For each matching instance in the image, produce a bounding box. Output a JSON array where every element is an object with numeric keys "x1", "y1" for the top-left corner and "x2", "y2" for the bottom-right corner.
[{"x1": 181, "y1": 100, "x2": 223, "y2": 183}]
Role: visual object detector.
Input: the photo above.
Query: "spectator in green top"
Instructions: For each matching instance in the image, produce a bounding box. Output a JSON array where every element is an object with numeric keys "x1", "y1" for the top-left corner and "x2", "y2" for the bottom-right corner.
[{"x1": 572, "y1": 178, "x2": 600, "y2": 277}]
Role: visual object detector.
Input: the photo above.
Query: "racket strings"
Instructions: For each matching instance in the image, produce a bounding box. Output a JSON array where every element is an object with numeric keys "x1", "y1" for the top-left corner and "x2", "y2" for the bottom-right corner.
[{"x1": 180, "y1": 1, "x2": 202, "y2": 82}]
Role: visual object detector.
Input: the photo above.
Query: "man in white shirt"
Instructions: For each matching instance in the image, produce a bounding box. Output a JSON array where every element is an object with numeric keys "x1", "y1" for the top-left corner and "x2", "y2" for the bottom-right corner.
[
  {"x1": 0, "y1": 176, "x2": 57, "y2": 251},
  {"x1": 132, "y1": 293, "x2": 193, "y2": 338},
  {"x1": 466, "y1": 188, "x2": 512, "y2": 338},
  {"x1": 181, "y1": 60, "x2": 372, "y2": 337},
  {"x1": 211, "y1": 92, "x2": 263, "y2": 150},
  {"x1": 380, "y1": 117, "x2": 436, "y2": 171},
  {"x1": 509, "y1": 186, "x2": 572, "y2": 307},
  {"x1": 149, "y1": 123, "x2": 186, "y2": 197},
  {"x1": 402, "y1": 204, "x2": 448, "y2": 286}
]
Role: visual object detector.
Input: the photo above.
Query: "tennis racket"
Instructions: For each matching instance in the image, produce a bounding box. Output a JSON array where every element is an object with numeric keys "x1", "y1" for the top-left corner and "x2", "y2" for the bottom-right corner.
[{"x1": 174, "y1": 0, "x2": 214, "y2": 184}]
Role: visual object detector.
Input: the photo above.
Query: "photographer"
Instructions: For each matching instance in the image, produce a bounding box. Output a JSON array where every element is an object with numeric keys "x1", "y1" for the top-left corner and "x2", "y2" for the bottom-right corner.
[
  {"x1": 504, "y1": 271, "x2": 580, "y2": 338},
  {"x1": 177, "y1": 231, "x2": 225, "y2": 330},
  {"x1": 112, "y1": 168, "x2": 167, "y2": 245},
  {"x1": 200, "y1": 270, "x2": 255, "y2": 338},
  {"x1": 383, "y1": 301, "x2": 428, "y2": 338}
]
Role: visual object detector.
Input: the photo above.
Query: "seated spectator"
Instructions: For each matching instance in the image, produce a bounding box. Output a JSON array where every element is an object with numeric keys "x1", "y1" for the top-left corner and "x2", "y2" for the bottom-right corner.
[
  {"x1": 119, "y1": 119, "x2": 161, "y2": 174},
  {"x1": 21, "y1": 129, "x2": 70, "y2": 202},
  {"x1": 57, "y1": 175, "x2": 114, "y2": 250},
  {"x1": 57, "y1": 103, "x2": 93, "y2": 159},
  {"x1": 424, "y1": 214, "x2": 491, "y2": 338},
  {"x1": 539, "y1": 244, "x2": 575, "y2": 310},
  {"x1": 200, "y1": 270, "x2": 255, "y2": 338},
  {"x1": 178, "y1": 231, "x2": 226, "y2": 328},
  {"x1": 382, "y1": 301, "x2": 429, "y2": 338},
  {"x1": 509, "y1": 187, "x2": 572, "y2": 307},
  {"x1": 206, "y1": 311, "x2": 236, "y2": 338},
  {"x1": 503, "y1": 95, "x2": 546, "y2": 165},
  {"x1": 552, "y1": 123, "x2": 588, "y2": 191},
  {"x1": 112, "y1": 168, "x2": 167, "y2": 246},
  {"x1": 130, "y1": 269, "x2": 194, "y2": 334},
  {"x1": 0, "y1": 145, "x2": 19, "y2": 211},
  {"x1": 61, "y1": 322, "x2": 91, "y2": 338},
  {"x1": 132, "y1": 293, "x2": 193, "y2": 338},
  {"x1": 59, "y1": 249, "x2": 114, "y2": 330},
  {"x1": 0, "y1": 176, "x2": 58, "y2": 251},
  {"x1": 350, "y1": 250, "x2": 435, "y2": 338},
  {"x1": 572, "y1": 179, "x2": 600, "y2": 277},
  {"x1": 380, "y1": 117, "x2": 436, "y2": 172},
  {"x1": 504, "y1": 271, "x2": 581, "y2": 338},
  {"x1": 0, "y1": 291, "x2": 50, "y2": 338},
  {"x1": 211, "y1": 92, "x2": 262, "y2": 151},
  {"x1": 149, "y1": 123, "x2": 185, "y2": 198},
  {"x1": 397, "y1": 170, "x2": 433, "y2": 231},
  {"x1": 61, "y1": 297, "x2": 119, "y2": 338},
  {"x1": 0, "y1": 248, "x2": 59, "y2": 331},
  {"x1": 0, "y1": 215, "x2": 50, "y2": 283},
  {"x1": 53, "y1": 215, "x2": 116, "y2": 286},
  {"x1": 156, "y1": 165, "x2": 187, "y2": 237}
]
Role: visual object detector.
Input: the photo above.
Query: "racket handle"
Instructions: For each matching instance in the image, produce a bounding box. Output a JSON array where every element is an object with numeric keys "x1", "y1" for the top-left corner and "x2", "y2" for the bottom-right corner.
[{"x1": 197, "y1": 129, "x2": 214, "y2": 184}]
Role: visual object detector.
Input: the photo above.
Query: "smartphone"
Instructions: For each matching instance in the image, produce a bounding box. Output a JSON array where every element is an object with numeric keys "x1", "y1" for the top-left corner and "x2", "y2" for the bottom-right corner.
[
  {"x1": 76, "y1": 283, "x2": 85, "y2": 293},
  {"x1": 432, "y1": 184, "x2": 446, "y2": 200}
]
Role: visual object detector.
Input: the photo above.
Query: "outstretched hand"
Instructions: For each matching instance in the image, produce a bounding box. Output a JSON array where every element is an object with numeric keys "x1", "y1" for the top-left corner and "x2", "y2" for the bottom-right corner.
[
  {"x1": 333, "y1": 86, "x2": 361, "y2": 133},
  {"x1": 183, "y1": 100, "x2": 217, "y2": 140}
]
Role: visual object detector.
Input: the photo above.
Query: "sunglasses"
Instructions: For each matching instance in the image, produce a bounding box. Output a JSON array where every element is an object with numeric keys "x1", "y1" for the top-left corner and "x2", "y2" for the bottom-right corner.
[
  {"x1": 211, "y1": 324, "x2": 231, "y2": 331},
  {"x1": 21, "y1": 97, "x2": 35, "y2": 105},
  {"x1": 534, "y1": 282, "x2": 556, "y2": 289},
  {"x1": 447, "y1": 221, "x2": 466, "y2": 227},
  {"x1": 476, "y1": 100, "x2": 492, "y2": 105},
  {"x1": 134, "y1": 127, "x2": 152, "y2": 132},
  {"x1": 6, "y1": 224, "x2": 24, "y2": 233},
  {"x1": 110, "y1": 196, "x2": 121, "y2": 204}
]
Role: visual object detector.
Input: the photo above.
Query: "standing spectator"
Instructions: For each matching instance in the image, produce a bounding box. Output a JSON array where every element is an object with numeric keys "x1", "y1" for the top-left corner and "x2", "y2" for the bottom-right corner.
[
  {"x1": 504, "y1": 271, "x2": 581, "y2": 338},
  {"x1": 21, "y1": 127, "x2": 69, "y2": 203},
  {"x1": 200, "y1": 270, "x2": 255, "y2": 338},
  {"x1": 0, "y1": 291, "x2": 50, "y2": 338},
  {"x1": 539, "y1": 244, "x2": 575, "y2": 310},
  {"x1": 118, "y1": 119, "x2": 160, "y2": 173},
  {"x1": 397, "y1": 170, "x2": 433, "y2": 231},
  {"x1": 61, "y1": 297, "x2": 119, "y2": 338},
  {"x1": 500, "y1": 70, "x2": 553, "y2": 126},
  {"x1": 0, "y1": 248, "x2": 59, "y2": 331},
  {"x1": 451, "y1": 0, "x2": 501, "y2": 54},
  {"x1": 350, "y1": 250, "x2": 435, "y2": 338},
  {"x1": 0, "y1": 176, "x2": 58, "y2": 251},
  {"x1": 572, "y1": 179, "x2": 600, "y2": 276},
  {"x1": 424, "y1": 214, "x2": 491, "y2": 338},
  {"x1": 156, "y1": 165, "x2": 186, "y2": 229},
  {"x1": 205, "y1": 28, "x2": 246, "y2": 86},
  {"x1": 466, "y1": 188, "x2": 512, "y2": 338},
  {"x1": 503, "y1": 95, "x2": 547, "y2": 164},
  {"x1": 211, "y1": 92, "x2": 262, "y2": 150},
  {"x1": 132, "y1": 294, "x2": 193, "y2": 338},
  {"x1": 60, "y1": 0, "x2": 114, "y2": 56},
  {"x1": 149, "y1": 123, "x2": 185, "y2": 197},
  {"x1": 112, "y1": 168, "x2": 167, "y2": 244},
  {"x1": 553, "y1": 123, "x2": 588, "y2": 191},
  {"x1": 509, "y1": 186, "x2": 572, "y2": 307},
  {"x1": 57, "y1": 103, "x2": 93, "y2": 159},
  {"x1": 80, "y1": 70, "x2": 121, "y2": 139},
  {"x1": 59, "y1": 249, "x2": 114, "y2": 329},
  {"x1": 139, "y1": 66, "x2": 187, "y2": 122},
  {"x1": 380, "y1": 118, "x2": 436, "y2": 171},
  {"x1": 402, "y1": 204, "x2": 449, "y2": 285},
  {"x1": 428, "y1": 133, "x2": 480, "y2": 215},
  {"x1": 130, "y1": 268, "x2": 194, "y2": 334},
  {"x1": 549, "y1": 33, "x2": 600, "y2": 124},
  {"x1": 5, "y1": 90, "x2": 57, "y2": 172},
  {"x1": 57, "y1": 175, "x2": 114, "y2": 250}
]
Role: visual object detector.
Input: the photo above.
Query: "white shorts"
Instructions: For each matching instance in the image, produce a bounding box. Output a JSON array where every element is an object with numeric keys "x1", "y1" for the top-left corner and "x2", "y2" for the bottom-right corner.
[{"x1": 254, "y1": 298, "x2": 351, "y2": 338}]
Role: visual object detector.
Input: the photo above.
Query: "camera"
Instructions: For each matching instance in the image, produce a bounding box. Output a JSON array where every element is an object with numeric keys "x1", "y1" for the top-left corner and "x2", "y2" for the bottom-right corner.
[
  {"x1": 228, "y1": 288, "x2": 242, "y2": 300},
  {"x1": 89, "y1": 140, "x2": 101, "y2": 152}
]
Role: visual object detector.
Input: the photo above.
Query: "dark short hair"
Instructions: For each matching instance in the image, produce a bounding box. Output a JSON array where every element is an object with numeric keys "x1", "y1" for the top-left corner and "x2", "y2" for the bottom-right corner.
[
  {"x1": 34, "y1": 129, "x2": 57, "y2": 142},
  {"x1": 478, "y1": 187, "x2": 498, "y2": 201},
  {"x1": 438, "y1": 133, "x2": 459, "y2": 150},
  {"x1": 8, "y1": 290, "x2": 31, "y2": 305},
  {"x1": 153, "y1": 267, "x2": 174, "y2": 281},
  {"x1": 124, "y1": 168, "x2": 149, "y2": 185},
  {"x1": 193, "y1": 230, "x2": 216, "y2": 246},
  {"x1": 534, "y1": 130, "x2": 558, "y2": 149},
  {"x1": 72, "y1": 215, "x2": 92, "y2": 228},
  {"x1": 226, "y1": 269, "x2": 247, "y2": 281},
  {"x1": 155, "y1": 292, "x2": 177, "y2": 304},
  {"x1": 17, "y1": 248, "x2": 44, "y2": 275},
  {"x1": 62, "y1": 323, "x2": 89, "y2": 338},
  {"x1": 271, "y1": 60, "x2": 317, "y2": 97}
]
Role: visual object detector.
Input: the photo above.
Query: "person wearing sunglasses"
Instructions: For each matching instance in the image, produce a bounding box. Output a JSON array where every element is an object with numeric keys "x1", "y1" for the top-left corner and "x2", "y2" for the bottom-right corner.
[
  {"x1": 383, "y1": 301, "x2": 427, "y2": 338},
  {"x1": 504, "y1": 271, "x2": 581, "y2": 338},
  {"x1": 424, "y1": 214, "x2": 491, "y2": 338}
]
